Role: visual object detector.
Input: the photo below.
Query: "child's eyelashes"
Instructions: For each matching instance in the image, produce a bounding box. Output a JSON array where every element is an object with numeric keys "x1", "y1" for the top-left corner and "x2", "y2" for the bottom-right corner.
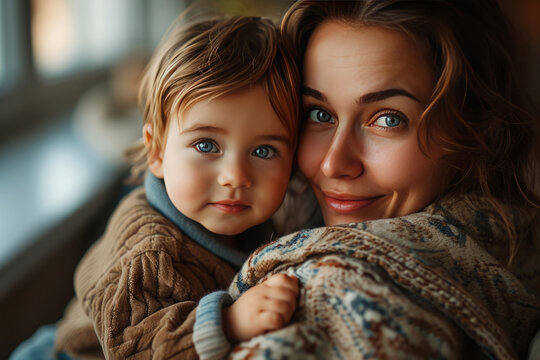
[
  {"x1": 194, "y1": 139, "x2": 219, "y2": 153},
  {"x1": 252, "y1": 145, "x2": 278, "y2": 159},
  {"x1": 192, "y1": 139, "x2": 279, "y2": 159}
]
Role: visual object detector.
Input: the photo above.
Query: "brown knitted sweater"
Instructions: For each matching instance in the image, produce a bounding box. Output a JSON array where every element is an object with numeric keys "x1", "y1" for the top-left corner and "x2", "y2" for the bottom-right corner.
[{"x1": 55, "y1": 187, "x2": 237, "y2": 359}]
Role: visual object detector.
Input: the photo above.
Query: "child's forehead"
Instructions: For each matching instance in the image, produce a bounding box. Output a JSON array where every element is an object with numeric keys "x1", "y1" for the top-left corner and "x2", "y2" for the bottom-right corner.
[{"x1": 173, "y1": 85, "x2": 294, "y2": 137}]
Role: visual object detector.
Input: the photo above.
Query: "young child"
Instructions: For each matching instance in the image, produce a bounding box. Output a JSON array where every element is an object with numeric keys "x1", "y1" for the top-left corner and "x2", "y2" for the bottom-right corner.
[
  {"x1": 194, "y1": 0, "x2": 540, "y2": 359},
  {"x1": 51, "y1": 15, "x2": 301, "y2": 359}
]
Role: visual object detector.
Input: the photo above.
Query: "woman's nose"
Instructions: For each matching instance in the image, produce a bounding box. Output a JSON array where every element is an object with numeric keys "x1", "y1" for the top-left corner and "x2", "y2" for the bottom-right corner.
[
  {"x1": 217, "y1": 158, "x2": 252, "y2": 189},
  {"x1": 320, "y1": 132, "x2": 364, "y2": 179}
]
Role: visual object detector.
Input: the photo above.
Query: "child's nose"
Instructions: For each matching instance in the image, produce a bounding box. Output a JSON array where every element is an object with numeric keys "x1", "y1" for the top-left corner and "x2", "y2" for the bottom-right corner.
[{"x1": 217, "y1": 158, "x2": 252, "y2": 189}]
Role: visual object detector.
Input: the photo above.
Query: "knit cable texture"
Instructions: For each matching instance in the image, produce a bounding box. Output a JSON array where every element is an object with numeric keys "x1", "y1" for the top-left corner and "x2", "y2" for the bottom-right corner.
[{"x1": 224, "y1": 195, "x2": 540, "y2": 359}]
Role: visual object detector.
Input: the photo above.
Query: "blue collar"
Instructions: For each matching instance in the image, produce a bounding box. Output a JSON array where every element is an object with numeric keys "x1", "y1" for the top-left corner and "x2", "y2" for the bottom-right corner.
[{"x1": 144, "y1": 172, "x2": 271, "y2": 269}]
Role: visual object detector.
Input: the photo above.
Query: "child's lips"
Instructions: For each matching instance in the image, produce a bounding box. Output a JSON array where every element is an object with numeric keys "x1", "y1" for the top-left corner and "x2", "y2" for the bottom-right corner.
[
  {"x1": 211, "y1": 200, "x2": 250, "y2": 214},
  {"x1": 323, "y1": 192, "x2": 383, "y2": 213}
]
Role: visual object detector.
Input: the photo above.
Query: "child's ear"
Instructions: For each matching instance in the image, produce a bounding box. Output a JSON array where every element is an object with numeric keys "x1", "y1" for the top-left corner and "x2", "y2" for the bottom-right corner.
[{"x1": 143, "y1": 124, "x2": 164, "y2": 179}]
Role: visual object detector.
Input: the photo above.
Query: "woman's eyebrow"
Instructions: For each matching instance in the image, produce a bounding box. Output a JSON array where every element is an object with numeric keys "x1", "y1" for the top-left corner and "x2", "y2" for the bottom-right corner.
[
  {"x1": 302, "y1": 86, "x2": 327, "y2": 102},
  {"x1": 303, "y1": 86, "x2": 419, "y2": 104},
  {"x1": 357, "y1": 88, "x2": 420, "y2": 104}
]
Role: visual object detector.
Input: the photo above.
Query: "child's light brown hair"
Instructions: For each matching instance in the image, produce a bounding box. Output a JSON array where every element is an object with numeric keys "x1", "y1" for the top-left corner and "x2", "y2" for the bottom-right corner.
[{"x1": 129, "y1": 15, "x2": 300, "y2": 178}]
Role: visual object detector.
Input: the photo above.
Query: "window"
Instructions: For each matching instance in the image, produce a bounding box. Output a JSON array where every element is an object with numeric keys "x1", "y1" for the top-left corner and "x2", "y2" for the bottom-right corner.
[
  {"x1": 0, "y1": 2, "x2": 4, "y2": 87},
  {"x1": 31, "y1": 0, "x2": 145, "y2": 78},
  {"x1": 0, "y1": 0, "x2": 188, "y2": 136},
  {"x1": 0, "y1": 0, "x2": 20, "y2": 92}
]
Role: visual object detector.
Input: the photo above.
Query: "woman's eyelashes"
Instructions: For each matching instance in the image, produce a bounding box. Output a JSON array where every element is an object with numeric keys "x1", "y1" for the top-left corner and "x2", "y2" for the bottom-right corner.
[
  {"x1": 193, "y1": 139, "x2": 278, "y2": 159},
  {"x1": 305, "y1": 106, "x2": 408, "y2": 131},
  {"x1": 306, "y1": 108, "x2": 335, "y2": 124},
  {"x1": 368, "y1": 110, "x2": 408, "y2": 130}
]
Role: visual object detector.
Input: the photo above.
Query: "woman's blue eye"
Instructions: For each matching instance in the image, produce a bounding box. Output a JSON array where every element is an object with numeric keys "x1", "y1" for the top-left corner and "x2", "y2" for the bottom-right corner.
[
  {"x1": 252, "y1": 146, "x2": 276, "y2": 159},
  {"x1": 195, "y1": 140, "x2": 218, "y2": 153},
  {"x1": 373, "y1": 114, "x2": 402, "y2": 128},
  {"x1": 308, "y1": 109, "x2": 334, "y2": 124}
]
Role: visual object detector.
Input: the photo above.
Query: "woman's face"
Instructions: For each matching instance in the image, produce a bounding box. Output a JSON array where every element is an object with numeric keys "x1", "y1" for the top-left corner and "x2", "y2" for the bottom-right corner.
[{"x1": 298, "y1": 21, "x2": 447, "y2": 226}]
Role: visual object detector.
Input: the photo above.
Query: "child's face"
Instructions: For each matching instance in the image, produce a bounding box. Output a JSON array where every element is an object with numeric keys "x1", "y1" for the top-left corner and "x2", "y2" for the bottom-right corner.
[{"x1": 150, "y1": 85, "x2": 294, "y2": 235}]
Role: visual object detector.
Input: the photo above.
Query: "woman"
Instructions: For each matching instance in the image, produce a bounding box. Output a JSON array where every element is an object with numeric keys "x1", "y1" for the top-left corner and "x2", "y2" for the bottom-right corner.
[{"x1": 193, "y1": 1, "x2": 540, "y2": 359}]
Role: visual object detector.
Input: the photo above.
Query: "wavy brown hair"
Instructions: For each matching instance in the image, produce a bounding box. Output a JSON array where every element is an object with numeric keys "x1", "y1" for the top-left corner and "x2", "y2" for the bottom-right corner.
[
  {"x1": 129, "y1": 15, "x2": 301, "y2": 179},
  {"x1": 282, "y1": 0, "x2": 540, "y2": 262}
]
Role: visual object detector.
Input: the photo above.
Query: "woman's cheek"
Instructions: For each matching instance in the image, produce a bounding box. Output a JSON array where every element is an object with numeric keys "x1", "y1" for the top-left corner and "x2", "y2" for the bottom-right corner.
[{"x1": 297, "y1": 133, "x2": 324, "y2": 181}]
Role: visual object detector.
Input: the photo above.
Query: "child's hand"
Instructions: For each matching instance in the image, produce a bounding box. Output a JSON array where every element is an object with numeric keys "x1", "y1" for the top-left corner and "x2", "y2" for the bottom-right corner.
[{"x1": 222, "y1": 273, "x2": 299, "y2": 343}]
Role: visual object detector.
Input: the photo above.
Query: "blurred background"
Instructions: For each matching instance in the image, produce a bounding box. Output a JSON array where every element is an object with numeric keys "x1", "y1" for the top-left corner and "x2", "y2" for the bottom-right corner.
[
  {"x1": 0, "y1": 0, "x2": 290, "y2": 356},
  {"x1": 0, "y1": 0, "x2": 537, "y2": 357}
]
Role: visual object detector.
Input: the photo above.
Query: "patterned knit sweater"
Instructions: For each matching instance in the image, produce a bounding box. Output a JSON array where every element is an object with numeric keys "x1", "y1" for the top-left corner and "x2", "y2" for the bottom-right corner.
[
  {"x1": 194, "y1": 195, "x2": 540, "y2": 359},
  {"x1": 54, "y1": 173, "x2": 272, "y2": 359}
]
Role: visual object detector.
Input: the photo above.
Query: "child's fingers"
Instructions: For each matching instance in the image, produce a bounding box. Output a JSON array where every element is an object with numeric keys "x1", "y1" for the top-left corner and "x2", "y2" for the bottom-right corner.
[
  {"x1": 261, "y1": 284, "x2": 297, "y2": 304},
  {"x1": 259, "y1": 297, "x2": 295, "y2": 318},
  {"x1": 258, "y1": 310, "x2": 286, "y2": 331},
  {"x1": 263, "y1": 273, "x2": 299, "y2": 294}
]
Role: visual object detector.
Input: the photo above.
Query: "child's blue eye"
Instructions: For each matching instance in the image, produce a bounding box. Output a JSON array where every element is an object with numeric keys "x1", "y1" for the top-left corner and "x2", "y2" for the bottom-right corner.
[
  {"x1": 373, "y1": 114, "x2": 402, "y2": 128},
  {"x1": 195, "y1": 140, "x2": 218, "y2": 153},
  {"x1": 252, "y1": 145, "x2": 276, "y2": 159},
  {"x1": 308, "y1": 109, "x2": 335, "y2": 124}
]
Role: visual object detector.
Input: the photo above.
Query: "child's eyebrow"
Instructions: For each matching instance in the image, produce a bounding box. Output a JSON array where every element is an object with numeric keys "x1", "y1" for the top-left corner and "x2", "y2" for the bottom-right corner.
[
  {"x1": 179, "y1": 125, "x2": 226, "y2": 134},
  {"x1": 257, "y1": 134, "x2": 292, "y2": 146},
  {"x1": 180, "y1": 125, "x2": 292, "y2": 146}
]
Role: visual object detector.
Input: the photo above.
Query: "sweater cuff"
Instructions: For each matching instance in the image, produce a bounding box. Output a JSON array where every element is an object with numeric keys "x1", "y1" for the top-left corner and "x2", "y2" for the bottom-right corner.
[{"x1": 194, "y1": 291, "x2": 234, "y2": 360}]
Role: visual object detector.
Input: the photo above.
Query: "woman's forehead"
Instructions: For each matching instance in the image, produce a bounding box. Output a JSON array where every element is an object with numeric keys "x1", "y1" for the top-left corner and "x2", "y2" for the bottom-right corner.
[{"x1": 303, "y1": 21, "x2": 434, "y2": 104}]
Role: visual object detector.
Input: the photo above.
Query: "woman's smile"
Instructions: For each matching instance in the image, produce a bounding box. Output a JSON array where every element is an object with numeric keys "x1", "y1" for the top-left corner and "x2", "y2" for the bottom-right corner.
[{"x1": 323, "y1": 192, "x2": 383, "y2": 213}]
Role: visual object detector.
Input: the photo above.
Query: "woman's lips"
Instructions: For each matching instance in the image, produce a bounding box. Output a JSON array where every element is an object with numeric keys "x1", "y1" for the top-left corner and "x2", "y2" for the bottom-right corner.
[
  {"x1": 323, "y1": 193, "x2": 383, "y2": 213},
  {"x1": 211, "y1": 201, "x2": 249, "y2": 214}
]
